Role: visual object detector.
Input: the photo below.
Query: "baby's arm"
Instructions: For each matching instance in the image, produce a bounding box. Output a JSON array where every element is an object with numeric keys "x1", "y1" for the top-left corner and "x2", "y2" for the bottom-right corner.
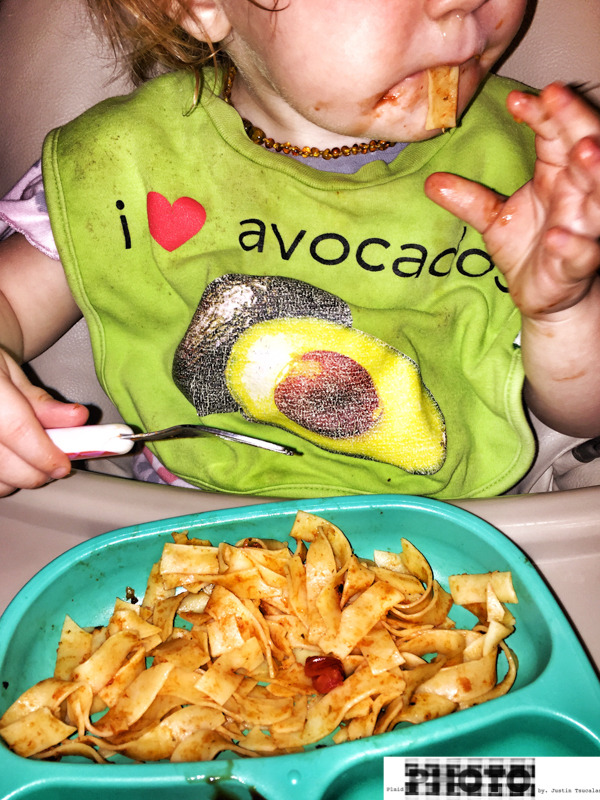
[
  {"x1": 425, "y1": 83, "x2": 600, "y2": 438},
  {"x1": 0, "y1": 234, "x2": 88, "y2": 495}
]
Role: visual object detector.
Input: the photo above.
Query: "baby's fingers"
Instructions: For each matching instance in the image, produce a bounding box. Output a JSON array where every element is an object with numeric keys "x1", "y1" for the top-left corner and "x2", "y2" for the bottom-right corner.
[
  {"x1": 548, "y1": 135, "x2": 600, "y2": 240},
  {"x1": 0, "y1": 441, "x2": 60, "y2": 496},
  {"x1": 509, "y1": 84, "x2": 600, "y2": 159},
  {"x1": 0, "y1": 396, "x2": 70, "y2": 489},
  {"x1": 0, "y1": 355, "x2": 88, "y2": 493},
  {"x1": 545, "y1": 226, "x2": 600, "y2": 283},
  {"x1": 424, "y1": 172, "x2": 504, "y2": 234},
  {"x1": 568, "y1": 135, "x2": 600, "y2": 201}
]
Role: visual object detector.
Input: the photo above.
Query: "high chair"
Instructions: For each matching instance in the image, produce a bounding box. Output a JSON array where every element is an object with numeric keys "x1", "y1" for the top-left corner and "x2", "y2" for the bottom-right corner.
[
  {"x1": 0, "y1": 0, "x2": 599, "y2": 490},
  {"x1": 0, "y1": 0, "x2": 599, "y2": 679}
]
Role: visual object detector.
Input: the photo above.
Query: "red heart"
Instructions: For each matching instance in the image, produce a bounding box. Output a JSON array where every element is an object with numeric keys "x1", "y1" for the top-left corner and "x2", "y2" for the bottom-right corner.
[{"x1": 147, "y1": 192, "x2": 206, "y2": 252}]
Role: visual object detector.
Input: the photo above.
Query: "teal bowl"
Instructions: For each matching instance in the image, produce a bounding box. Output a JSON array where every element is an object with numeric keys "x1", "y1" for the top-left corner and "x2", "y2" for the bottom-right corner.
[{"x1": 1, "y1": 495, "x2": 598, "y2": 800}]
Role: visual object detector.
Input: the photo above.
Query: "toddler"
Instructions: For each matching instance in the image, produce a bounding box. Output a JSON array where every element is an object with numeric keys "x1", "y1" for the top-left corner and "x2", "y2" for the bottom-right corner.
[{"x1": 0, "y1": 0, "x2": 599, "y2": 500}]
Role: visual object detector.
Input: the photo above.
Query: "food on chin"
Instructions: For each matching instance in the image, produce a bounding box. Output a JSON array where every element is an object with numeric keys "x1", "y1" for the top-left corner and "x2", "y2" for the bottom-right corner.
[{"x1": 426, "y1": 65, "x2": 460, "y2": 131}]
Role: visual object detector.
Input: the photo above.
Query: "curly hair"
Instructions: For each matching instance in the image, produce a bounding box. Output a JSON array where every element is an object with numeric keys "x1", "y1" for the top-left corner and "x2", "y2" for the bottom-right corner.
[{"x1": 85, "y1": 0, "x2": 229, "y2": 84}]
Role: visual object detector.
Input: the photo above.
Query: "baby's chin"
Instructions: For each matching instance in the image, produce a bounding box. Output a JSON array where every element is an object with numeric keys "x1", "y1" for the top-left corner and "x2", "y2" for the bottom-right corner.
[
  {"x1": 345, "y1": 115, "x2": 452, "y2": 146},
  {"x1": 356, "y1": 60, "x2": 487, "y2": 143},
  {"x1": 295, "y1": 67, "x2": 484, "y2": 147}
]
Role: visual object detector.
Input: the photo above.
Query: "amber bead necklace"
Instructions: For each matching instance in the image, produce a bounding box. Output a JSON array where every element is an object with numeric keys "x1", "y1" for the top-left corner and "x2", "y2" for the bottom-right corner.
[{"x1": 222, "y1": 65, "x2": 395, "y2": 160}]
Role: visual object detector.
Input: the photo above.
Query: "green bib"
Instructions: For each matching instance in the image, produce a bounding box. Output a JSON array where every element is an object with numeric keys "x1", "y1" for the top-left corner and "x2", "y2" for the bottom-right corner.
[{"x1": 43, "y1": 70, "x2": 536, "y2": 499}]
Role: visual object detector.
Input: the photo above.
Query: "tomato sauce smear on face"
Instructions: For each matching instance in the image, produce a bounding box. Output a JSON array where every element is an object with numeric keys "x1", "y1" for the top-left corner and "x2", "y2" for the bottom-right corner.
[{"x1": 304, "y1": 655, "x2": 345, "y2": 693}]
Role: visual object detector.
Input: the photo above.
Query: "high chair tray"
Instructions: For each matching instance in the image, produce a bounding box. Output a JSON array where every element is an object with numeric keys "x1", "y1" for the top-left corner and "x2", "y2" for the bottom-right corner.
[{"x1": 0, "y1": 495, "x2": 598, "y2": 800}]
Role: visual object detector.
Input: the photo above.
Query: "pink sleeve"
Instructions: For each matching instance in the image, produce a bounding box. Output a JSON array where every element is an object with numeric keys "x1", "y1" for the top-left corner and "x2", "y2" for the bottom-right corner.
[{"x1": 0, "y1": 160, "x2": 60, "y2": 260}]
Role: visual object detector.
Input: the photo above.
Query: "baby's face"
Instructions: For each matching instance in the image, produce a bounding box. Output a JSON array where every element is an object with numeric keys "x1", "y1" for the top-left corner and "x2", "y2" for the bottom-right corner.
[{"x1": 220, "y1": 0, "x2": 528, "y2": 146}]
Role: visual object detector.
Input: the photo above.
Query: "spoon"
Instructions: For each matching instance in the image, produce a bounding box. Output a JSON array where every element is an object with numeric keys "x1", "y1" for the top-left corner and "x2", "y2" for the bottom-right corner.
[{"x1": 46, "y1": 423, "x2": 300, "y2": 460}]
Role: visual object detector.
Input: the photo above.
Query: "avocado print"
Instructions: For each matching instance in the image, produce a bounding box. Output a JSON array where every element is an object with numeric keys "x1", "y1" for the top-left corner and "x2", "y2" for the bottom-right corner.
[
  {"x1": 173, "y1": 274, "x2": 353, "y2": 416},
  {"x1": 225, "y1": 317, "x2": 446, "y2": 474}
]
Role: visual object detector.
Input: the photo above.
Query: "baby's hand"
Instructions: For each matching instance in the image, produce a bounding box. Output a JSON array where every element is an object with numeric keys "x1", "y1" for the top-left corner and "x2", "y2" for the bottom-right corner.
[
  {"x1": 425, "y1": 83, "x2": 600, "y2": 320},
  {"x1": 0, "y1": 348, "x2": 88, "y2": 496}
]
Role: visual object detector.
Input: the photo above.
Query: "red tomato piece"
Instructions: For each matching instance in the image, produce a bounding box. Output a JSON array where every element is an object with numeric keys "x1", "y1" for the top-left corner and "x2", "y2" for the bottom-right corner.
[{"x1": 304, "y1": 655, "x2": 345, "y2": 693}]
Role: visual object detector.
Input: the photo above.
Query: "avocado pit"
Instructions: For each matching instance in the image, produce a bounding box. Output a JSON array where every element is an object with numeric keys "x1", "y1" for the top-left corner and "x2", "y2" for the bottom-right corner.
[{"x1": 274, "y1": 350, "x2": 381, "y2": 438}]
